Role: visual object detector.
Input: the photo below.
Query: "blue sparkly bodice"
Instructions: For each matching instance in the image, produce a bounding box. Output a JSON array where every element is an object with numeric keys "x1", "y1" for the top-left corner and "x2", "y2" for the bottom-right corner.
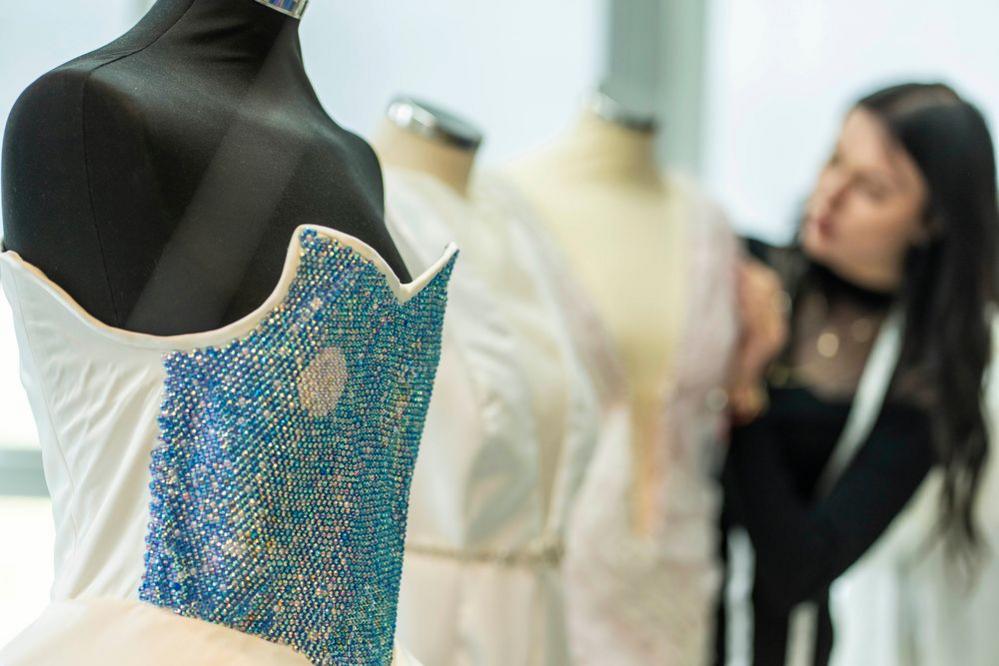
[{"x1": 138, "y1": 226, "x2": 457, "y2": 665}]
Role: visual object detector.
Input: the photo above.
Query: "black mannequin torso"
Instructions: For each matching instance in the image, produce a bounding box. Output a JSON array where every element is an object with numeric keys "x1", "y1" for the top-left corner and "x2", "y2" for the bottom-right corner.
[{"x1": 1, "y1": 0, "x2": 409, "y2": 335}]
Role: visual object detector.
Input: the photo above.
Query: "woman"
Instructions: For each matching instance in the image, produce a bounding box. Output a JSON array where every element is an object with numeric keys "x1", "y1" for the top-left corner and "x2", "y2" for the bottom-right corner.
[{"x1": 715, "y1": 82, "x2": 998, "y2": 666}]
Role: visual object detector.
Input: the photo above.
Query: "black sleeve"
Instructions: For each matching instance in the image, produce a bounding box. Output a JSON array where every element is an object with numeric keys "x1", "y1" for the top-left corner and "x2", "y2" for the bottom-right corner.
[{"x1": 725, "y1": 404, "x2": 935, "y2": 611}]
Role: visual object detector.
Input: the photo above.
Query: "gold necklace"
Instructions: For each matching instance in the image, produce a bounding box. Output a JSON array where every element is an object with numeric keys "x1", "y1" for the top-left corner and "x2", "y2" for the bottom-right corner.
[
  {"x1": 815, "y1": 314, "x2": 876, "y2": 359},
  {"x1": 769, "y1": 293, "x2": 881, "y2": 389}
]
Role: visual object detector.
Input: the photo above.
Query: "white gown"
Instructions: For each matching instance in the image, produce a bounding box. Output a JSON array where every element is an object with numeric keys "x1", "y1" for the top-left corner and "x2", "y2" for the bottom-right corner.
[
  {"x1": 0, "y1": 224, "x2": 458, "y2": 666},
  {"x1": 384, "y1": 169, "x2": 609, "y2": 665},
  {"x1": 558, "y1": 174, "x2": 740, "y2": 666}
]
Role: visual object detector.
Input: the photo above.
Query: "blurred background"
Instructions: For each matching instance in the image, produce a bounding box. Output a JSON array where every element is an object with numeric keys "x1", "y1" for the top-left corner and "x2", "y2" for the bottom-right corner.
[{"x1": 0, "y1": 0, "x2": 997, "y2": 646}]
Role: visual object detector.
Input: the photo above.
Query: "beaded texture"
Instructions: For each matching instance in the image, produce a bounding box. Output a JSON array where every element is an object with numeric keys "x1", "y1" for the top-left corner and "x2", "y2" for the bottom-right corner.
[
  {"x1": 139, "y1": 227, "x2": 456, "y2": 665},
  {"x1": 253, "y1": 0, "x2": 310, "y2": 20}
]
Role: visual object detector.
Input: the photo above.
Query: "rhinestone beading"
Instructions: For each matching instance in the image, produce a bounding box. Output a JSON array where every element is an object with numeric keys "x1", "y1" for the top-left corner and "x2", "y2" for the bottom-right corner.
[{"x1": 139, "y1": 227, "x2": 456, "y2": 665}]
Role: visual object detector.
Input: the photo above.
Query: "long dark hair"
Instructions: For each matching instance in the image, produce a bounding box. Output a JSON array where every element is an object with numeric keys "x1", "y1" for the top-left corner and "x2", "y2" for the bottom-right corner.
[{"x1": 859, "y1": 82, "x2": 998, "y2": 560}]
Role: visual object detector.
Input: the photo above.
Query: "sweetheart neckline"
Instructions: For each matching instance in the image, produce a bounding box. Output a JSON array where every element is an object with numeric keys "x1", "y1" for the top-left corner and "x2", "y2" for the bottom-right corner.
[{"x1": 0, "y1": 223, "x2": 458, "y2": 352}]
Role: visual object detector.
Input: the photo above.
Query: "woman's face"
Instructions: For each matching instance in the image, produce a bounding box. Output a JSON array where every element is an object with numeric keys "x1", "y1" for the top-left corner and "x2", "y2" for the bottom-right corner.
[{"x1": 802, "y1": 107, "x2": 930, "y2": 290}]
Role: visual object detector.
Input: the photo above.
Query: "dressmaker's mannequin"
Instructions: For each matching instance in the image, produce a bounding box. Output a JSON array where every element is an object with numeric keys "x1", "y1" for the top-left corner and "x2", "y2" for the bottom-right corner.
[
  {"x1": 1, "y1": 0, "x2": 407, "y2": 336},
  {"x1": 374, "y1": 96, "x2": 567, "y2": 509},
  {"x1": 372, "y1": 97, "x2": 486, "y2": 267},
  {"x1": 373, "y1": 97, "x2": 480, "y2": 198},
  {"x1": 505, "y1": 92, "x2": 688, "y2": 526},
  {"x1": 375, "y1": 97, "x2": 582, "y2": 665},
  {"x1": 505, "y1": 91, "x2": 738, "y2": 665}
]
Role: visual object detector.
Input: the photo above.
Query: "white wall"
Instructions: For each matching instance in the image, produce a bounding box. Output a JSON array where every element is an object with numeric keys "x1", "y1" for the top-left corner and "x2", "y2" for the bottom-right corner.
[
  {"x1": 702, "y1": 0, "x2": 999, "y2": 242},
  {"x1": 302, "y1": 1, "x2": 603, "y2": 165}
]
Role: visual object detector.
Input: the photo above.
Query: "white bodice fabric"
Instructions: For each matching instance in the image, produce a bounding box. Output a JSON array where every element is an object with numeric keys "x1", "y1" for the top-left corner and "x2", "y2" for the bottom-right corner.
[
  {"x1": 559, "y1": 174, "x2": 740, "y2": 666},
  {"x1": 383, "y1": 169, "x2": 607, "y2": 666},
  {"x1": 0, "y1": 223, "x2": 458, "y2": 665}
]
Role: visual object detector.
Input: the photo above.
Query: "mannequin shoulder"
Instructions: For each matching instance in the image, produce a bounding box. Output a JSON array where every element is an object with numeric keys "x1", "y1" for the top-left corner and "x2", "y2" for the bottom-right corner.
[
  {"x1": 3, "y1": 61, "x2": 151, "y2": 214},
  {"x1": 6, "y1": 57, "x2": 146, "y2": 149},
  {"x1": 661, "y1": 170, "x2": 740, "y2": 263},
  {"x1": 5, "y1": 68, "x2": 85, "y2": 141},
  {"x1": 1, "y1": 62, "x2": 137, "y2": 264},
  {"x1": 663, "y1": 169, "x2": 734, "y2": 230},
  {"x1": 2, "y1": 67, "x2": 96, "y2": 239},
  {"x1": 332, "y1": 127, "x2": 384, "y2": 202}
]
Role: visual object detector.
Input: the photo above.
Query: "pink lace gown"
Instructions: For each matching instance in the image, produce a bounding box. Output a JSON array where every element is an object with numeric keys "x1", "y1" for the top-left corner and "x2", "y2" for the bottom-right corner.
[{"x1": 556, "y1": 175, "x2": 741, "y2": 665}]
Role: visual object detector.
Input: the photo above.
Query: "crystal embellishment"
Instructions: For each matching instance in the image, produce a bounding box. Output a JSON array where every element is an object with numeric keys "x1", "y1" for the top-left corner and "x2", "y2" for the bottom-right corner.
[{"x1": 139, "y1": 227, "x2": 456, "y2": 665}]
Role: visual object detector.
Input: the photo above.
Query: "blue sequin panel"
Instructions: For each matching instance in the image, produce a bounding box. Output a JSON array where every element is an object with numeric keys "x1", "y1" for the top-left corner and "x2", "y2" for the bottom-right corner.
[{"x1": 139, "y1": 228, "x2": 456, "y2": 665}]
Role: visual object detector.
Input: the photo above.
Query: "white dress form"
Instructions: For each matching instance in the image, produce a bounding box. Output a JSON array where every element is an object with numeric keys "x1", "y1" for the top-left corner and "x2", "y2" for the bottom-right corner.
[
  {"x1": 504, "y1": 106, "x2": 740, "y2": 665},
  {"x1": 374, "y1": 106, "x2": 605, "y2": 665},
  {"x1": 506, "y1": 109, "x2": 687, "y2": 524}
]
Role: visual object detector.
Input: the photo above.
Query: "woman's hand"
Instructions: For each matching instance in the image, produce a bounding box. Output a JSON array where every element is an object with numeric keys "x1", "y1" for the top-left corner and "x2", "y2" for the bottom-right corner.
[{"x1": 729, "y1": 257, "x2": 789, "y2": 425}]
